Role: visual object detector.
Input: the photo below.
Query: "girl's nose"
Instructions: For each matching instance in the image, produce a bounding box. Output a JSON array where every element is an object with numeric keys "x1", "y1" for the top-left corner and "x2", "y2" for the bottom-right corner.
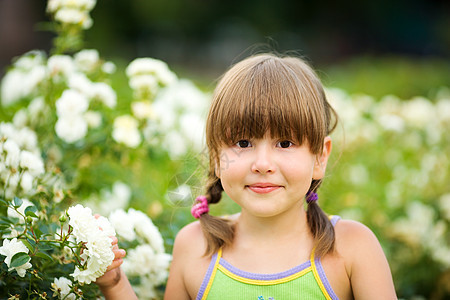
[{"x1": 251, "y1": 145, "x2": 276, "y2": 174}]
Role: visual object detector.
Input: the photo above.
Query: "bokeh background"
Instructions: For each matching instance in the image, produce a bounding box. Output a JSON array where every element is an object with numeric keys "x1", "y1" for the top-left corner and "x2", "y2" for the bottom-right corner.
[
  {"x1": 1, "y1": 0, "x2": 449, "y2": 96},
  {"x1": 1, "y1": 0, "x2": 449, "y2": 299}
]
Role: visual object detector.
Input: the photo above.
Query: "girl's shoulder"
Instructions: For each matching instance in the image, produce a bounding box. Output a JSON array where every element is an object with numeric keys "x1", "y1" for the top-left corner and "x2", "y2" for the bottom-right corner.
[
  {"x1": 173, "y1": 220, "x2": 207, "y2": 256},
  {"x1": 166, "y1": 221, "x2": 211, "y2": 299},
  {"x1": 333, "y1": 218, "x2": 383, "y2": 263}
]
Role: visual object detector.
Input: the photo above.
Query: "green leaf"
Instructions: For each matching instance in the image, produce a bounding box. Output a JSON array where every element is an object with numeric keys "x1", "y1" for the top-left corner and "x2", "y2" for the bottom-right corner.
[
  {"x1": 0, "y1": 198, "x2": 8, "y2": 206},
  {"x1": 13, "y1": 197, "x2": 23, "y2": 208},
  {"x1": 10, "y1": 252, "x2": 30, "y2": 268},
  {"x1": 22, "y1": 240, "x2": 35, "y2": 254},
  {"x1": 35, "y1": 252, "x2": 53, "y2": 261},
  {"x1": 24, "y1": 206, "x2": 38, "y2": 218}
]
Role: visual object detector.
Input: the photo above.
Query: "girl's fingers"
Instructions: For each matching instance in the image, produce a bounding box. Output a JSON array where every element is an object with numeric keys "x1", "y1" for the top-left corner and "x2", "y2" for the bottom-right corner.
[
  {"x1": 114, "y1": 249, "x2": 126, "y2": 260},
  {"x1": 106, "y1": 258, "x2": 124, "y2": 272}
]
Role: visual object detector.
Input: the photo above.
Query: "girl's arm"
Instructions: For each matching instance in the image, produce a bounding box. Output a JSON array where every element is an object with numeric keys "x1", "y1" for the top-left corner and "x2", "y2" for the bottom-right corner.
[{"x1": 338, "y1": 220, "x2": 397, "y2": 299}]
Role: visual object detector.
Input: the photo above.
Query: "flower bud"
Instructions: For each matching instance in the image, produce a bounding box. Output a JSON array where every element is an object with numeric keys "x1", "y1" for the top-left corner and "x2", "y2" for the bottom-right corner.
[{"x1": 59, "y1": 214, "x2": 67, "y2": 223}]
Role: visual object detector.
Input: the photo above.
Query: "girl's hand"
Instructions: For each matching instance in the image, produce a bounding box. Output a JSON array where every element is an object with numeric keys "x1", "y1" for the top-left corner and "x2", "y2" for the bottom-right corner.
[{"x1": 95, "y1": 236, "x2": 127, "y2": 289}]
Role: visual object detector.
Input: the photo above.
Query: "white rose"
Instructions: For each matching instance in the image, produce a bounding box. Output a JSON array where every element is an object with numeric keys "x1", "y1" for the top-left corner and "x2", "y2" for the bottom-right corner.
[
  {"x1": 74, "y1": 49, "x2": 99, "y2": 72},
  {"x1": 84, "y1": 111, "x2": 102, "y2": 128},
  {"x1": 67, "y1": 204, "x2": 115, "y2": 284},
  {"x1": 20, "y1": 150, "x2": 44, "y2": 176},
  {"x1": 51, "y1": 277, "x2": 76, "y2": 300},
  {"x1": 108, "y1": 209, "x2": 136, "y2": 241},
  {"x1": 20, "y1": 171, "x2": 34, "y2": 193},
  {"x1": 0, "y1": 238, "x2": 32, "y2": 277},
  {"x1": 131, "y1": 101, "x2": 153, "y2": 119},
  {"x1": 102, "y1": 61, "x2": 116, "y2": 74},
  {"x1": 55, "y1": 89, "x2": 89, "y2": 117},
  {"x1": 55, "y1": 116, "x2": 88, "y2": 143},
  {"x1": 67, "y1": 72, "x2": 93, "y2": 96},
  {"x1": 112, "y1": 115, "x2": 141, "y2": 148},
  {"x1": 1, "y1": 69, "x2": 27, "y2": 106},
  {"x1": 3, "y1": 140, "x2": 21, "y2": 169},
  {"x1": 91, "y1": 82, "x2": 116, "y2": 108},
  {"x1": 48, "y1": 55, "x2": 75, "y2": 78}
]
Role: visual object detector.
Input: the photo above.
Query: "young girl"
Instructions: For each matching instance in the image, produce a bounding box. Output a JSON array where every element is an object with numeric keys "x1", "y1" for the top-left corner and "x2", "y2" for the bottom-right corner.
[{"x1": 96, "y1": 54, "x2": 397, "y2": 299}]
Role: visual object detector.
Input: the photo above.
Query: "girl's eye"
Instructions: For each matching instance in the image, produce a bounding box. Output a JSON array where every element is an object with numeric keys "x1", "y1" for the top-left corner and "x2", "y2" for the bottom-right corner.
[
  {"x1": 236, "y1": 140, "x2": 251, "y2": 148},
  {"x1": 277, "y1": 140, "x2": 293, "y2": 148}
]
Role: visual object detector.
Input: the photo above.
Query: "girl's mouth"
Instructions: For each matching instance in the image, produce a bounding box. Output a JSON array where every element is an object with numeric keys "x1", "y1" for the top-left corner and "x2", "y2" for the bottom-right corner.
[{"x1": 246, "y1": 183, "x2": 282, "y2": 194}]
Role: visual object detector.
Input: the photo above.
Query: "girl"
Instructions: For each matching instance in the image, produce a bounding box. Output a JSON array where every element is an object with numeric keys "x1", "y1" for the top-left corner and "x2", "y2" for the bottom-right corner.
[{"x1": 97, "y1": 54, "x2": 397, "y2": 299}]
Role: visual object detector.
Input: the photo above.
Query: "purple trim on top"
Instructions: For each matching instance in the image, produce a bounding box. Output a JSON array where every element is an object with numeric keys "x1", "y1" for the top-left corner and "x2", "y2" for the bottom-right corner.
[
  {"x1": 314, "y1": 257, "x2": 340, "y2": 300},
  {"x1": 196, "y1": 252, "x2": 219, "y2": 300},
  {"x1": 330, "y1": 215, "x2": 341, "y2": 227},
  {"x1": 219, "y1": 258, "x2": 311, "y2": 281}
]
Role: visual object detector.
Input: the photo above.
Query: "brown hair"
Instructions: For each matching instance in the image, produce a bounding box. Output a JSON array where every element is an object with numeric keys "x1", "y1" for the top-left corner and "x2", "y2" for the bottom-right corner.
[{"x1": 198, "y1": 53, "x2": 338, "y2": 257}]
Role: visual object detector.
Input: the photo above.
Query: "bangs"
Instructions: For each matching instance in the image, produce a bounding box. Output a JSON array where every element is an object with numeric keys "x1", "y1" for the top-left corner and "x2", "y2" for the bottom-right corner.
[{"x1": 207, "y1": 55, "x2": 331, "y2": 159}]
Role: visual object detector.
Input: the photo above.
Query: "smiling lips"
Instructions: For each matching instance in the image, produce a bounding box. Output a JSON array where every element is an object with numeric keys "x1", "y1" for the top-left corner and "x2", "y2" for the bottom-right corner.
[{"x1": 246, "y1": 183, "x2": 282, "y2": 194}]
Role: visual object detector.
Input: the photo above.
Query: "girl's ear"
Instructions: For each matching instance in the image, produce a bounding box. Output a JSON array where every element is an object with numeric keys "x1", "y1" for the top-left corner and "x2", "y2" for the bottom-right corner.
[{"x1": 312, "y1": 136, "x2": 332, "y2": 180}]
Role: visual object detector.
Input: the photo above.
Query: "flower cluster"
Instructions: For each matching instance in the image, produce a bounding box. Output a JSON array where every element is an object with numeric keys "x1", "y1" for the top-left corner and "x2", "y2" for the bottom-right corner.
[
  {"x1": 126, "y1": 57, "x2": 177, "y2": 100},
  {"x1": 323, "y1": 87, "x2": 450, "y2": 297},
  {"x1": 1, "y1": 49, "x2": 116, "y2": 145},
  {"x1": 47, "y1": 0, "x2": 97, "y2": 29},
  {"x1": 0, "y1": 123, "x2": 44, "y2": 199},
  {"x1": 109, "y1": 208, "x2": 172, "y2": 299},
  {"x1": 67, "y1": 204, "x2": 116, "y2": 284}
]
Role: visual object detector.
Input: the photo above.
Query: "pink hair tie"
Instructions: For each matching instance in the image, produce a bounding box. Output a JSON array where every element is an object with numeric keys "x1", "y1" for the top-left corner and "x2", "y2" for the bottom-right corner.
[{"x1": 191, "y1": 195, "x2": 209, "y2": 219}]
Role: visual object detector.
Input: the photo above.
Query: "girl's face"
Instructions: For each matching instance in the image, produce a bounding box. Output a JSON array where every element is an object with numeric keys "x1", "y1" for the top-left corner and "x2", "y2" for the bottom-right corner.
[{"x1": 216, "y1": 134, "x2": 331, "y2": 219}]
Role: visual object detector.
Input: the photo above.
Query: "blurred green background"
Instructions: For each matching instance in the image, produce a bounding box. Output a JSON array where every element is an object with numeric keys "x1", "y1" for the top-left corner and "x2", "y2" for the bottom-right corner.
[{"x1": 1, "y1": 0, "x2": 449, "y2": 98}]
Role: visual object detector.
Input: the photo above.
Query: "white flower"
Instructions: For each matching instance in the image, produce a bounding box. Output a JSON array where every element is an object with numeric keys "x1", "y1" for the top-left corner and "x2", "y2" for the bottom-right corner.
[
  {"x1": 48, "y1": 55, "x2": 75, "y2": 79},
  {"x1": 84, "y1": 111, "x2": 102, "y2": 128},
  {"x1": 74, "y1": 49, "x2": 99, "y2": 72},
  {"x1": 3, "y1": 140, "x2": 21, "y2": 169},
  {"x1": 102, "y1": 61, "x2": 116, "y2": 74},
  {"x1": 56, "y1": 89, "x2": 89, "y2": 117},
  {"x1": 108, "y1": 209, "x2": 136, "y2": 241},
  {"x1": 20, "y1": 171, "x2": 34, "y2": 193},
  {"x1": 28, "y1": 97, "x2": 49, "y2": 124},
  {"x1": 126, "y1": 58, "x2": 177, "y2": 86},
  {"x1": 51, "y1": 277, "x2": 76, "y2": 300},
  {"x1": 129, "y1": 75, "x2": 158, "y2": 94},
  {"x1": 400, "y1": 97, "x2": 435, "y2": 127},
  {"x1": 91, "y1": 82, "x2": 117, "y2": 108},
  {"x1": 1, "y1": 70, "x2": 29, "y2": 105},
  {"x1": 55, "y1": 116, "x2": 88, "y2": 143},
  {"x1": 129, "y1": 209, "x2": 165, "y2": 253},
  {"x1": 54, "y1": 8, "x2": 93, "y2": 29},
  {"x1": 92, "y1": 181, "x2": 131, "y2": 215},
  {"x1": 19, "y1": 150, "x2": 44, "y2": 176},
  {"x1": 112, "y1": 115, "x2": 141, "y2": 148},
  {"x1": 67, "y1": 204, "x2": 115, "y2": 284},
  {"x1": 12, "y1": 109, "x2": 28, "y2": 128},
  {"x1": 14, "y1": 50, "x2": 46, "y2": 70},
  {"x1": 131, "y1": 101, "x2": 154, "y2": 119},
  {"x1": 0, "y1": 238, "x2": 32, "y2": 277},
  {"x1": 163, "y1": 130, "x2": 187, "y2": 159},
  {"x1": 179, "y1": 113, "x2": 206, "y2": 150},
  {"x1": 68, "y1": 72, "x2": 93, "y2": 95}
]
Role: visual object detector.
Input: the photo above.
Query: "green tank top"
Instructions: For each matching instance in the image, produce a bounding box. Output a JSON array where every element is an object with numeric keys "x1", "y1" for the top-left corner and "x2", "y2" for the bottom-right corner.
[{"x1": 196, "y1": 216, "x2": 340, "y2": 300}]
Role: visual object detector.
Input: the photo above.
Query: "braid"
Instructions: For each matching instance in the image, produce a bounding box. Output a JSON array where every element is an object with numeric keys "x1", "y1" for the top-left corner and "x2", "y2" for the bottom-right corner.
[
  {"x1": 198, "y1": 174, "x2": 235, "y2": 256},
  {"x1": 306, "y1": 179, "x2": 335, "y2": 257}
]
